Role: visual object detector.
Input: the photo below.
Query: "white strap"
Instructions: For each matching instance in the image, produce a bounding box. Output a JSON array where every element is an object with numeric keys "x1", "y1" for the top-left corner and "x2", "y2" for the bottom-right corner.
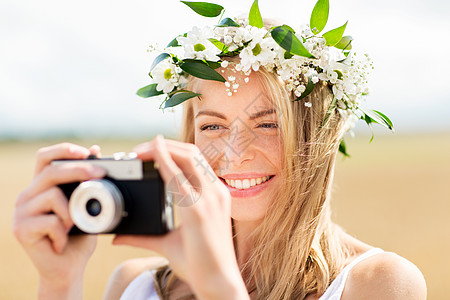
[
  {"x1": 120, "y1": 269, "x2": 160, "y2": 300},
  {"x1": 319, "y1": 248, "x2": 384, "y2": 300}
]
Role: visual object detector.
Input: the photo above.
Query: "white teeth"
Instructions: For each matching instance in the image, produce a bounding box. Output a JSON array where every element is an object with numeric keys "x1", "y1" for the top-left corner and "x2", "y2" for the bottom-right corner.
[
  {"x1": 235, "y1": 180, "x2": 242, "y2": 189},
  {"x1": 242, "y1": 179, "x2": 250, "y2": 189},
  {"x1": 224, "y1": 176, "x2": 272, "y2": 189}
]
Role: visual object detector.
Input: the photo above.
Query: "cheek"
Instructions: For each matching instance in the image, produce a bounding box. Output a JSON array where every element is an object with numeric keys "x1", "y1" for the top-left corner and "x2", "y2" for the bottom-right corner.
[
  {"x1": 195, "y1": 128, "x2": 283, "y2": 169},
  {"x1": 194, "y1": 131, "x2": 228, "y2": 163},
  {"x1": 253, "y1": 134, "x2": 283, "y2": 166}
]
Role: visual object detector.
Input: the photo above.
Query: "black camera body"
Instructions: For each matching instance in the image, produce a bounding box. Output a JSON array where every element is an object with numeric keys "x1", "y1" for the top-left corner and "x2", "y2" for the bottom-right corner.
[{"x1": 52, "y1": 153, "x2": 174, "y2": 235}]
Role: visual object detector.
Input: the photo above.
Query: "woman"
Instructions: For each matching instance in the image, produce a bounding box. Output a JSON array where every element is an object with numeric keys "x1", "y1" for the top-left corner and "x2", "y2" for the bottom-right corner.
[
  {"x1": 13, "y1": 1, "x2": 426, "y2": 299},
  {"x1": 13, "y1": 69, "x2": 427, "y2": 300}
]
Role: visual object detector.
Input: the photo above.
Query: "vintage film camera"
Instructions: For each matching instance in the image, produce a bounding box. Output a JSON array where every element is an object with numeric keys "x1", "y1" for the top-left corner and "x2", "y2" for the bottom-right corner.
[{"x1": 52, "y1": 152, "x2": 174, "y2": 235}]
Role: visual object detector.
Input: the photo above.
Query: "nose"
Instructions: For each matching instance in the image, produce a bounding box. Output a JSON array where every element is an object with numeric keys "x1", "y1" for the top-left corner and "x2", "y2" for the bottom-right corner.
[{"x1": 221, "y1": 122, "x2": 256, "y2": 166}]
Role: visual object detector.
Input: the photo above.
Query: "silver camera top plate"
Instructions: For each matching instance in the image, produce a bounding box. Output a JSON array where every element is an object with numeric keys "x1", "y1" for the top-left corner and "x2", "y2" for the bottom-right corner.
[{"x1": 52, "y1": 157, "x2": 143, "y2": 180}]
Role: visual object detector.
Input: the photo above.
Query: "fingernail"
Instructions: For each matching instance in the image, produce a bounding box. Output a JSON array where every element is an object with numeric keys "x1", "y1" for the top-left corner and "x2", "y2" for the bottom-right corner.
[{"x1": 89, "y1": 144, "x2": 101, "y2": 153}]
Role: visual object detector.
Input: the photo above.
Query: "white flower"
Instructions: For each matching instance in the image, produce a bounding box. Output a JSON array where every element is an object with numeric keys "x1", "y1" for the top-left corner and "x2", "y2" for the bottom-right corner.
[
  {"x1": 238, "y1": 26, "x2": 277, "y2": 72},
  {"x1": 224, "y1": 35, "x2": 233, "y2": 45},
  {"x1": 151, "y1": 60, "x2": 179, "y2": 93},
  {"x1": 221, "y1": 60, "x2": 229, "y2": 68},
  {"x1": 232, "y1": 26, "x2": 253, "y2": 46},
  {"x1": 177, "y1": 26, "x2": 221, "y2": 62}
]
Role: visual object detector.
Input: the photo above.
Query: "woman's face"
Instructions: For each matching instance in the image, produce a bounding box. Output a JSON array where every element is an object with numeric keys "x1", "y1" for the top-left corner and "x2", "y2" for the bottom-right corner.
[{"x1": 192, "y1": 72, "x2": 283, "y2": 222}]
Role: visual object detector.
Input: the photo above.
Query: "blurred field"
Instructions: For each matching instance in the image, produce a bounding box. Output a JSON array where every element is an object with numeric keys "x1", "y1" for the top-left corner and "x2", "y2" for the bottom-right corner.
[{"x1": 1, "y1": 133, "x2": 449, "y2": 299}]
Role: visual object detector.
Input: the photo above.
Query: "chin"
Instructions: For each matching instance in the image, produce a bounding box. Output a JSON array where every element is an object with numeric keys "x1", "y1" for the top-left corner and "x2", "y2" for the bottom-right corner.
[{"x1": 229, "y1": 178, "x2": 279, "y2": 223}]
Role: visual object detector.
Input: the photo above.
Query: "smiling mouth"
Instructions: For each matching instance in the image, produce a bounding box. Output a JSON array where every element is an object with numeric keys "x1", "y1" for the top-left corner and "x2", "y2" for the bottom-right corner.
[{"x1": 219, "y1": 175, "x2": 275, "y2": 189}]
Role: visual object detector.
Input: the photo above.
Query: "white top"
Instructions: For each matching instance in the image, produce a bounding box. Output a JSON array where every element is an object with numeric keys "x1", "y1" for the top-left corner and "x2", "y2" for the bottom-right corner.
[{"x1": 120, "y1": 248, "x2": 384, "y2": 300}]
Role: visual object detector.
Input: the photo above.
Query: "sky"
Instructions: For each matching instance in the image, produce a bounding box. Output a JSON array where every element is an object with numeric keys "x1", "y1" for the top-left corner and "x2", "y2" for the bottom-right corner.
[{"x1": 1, "y1": 0, "x2": 449, "y2": 140}]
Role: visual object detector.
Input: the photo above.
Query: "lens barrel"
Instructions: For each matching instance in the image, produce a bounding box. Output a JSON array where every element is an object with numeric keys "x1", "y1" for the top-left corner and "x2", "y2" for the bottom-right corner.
[{"x1": 69, "y1": 179, "x2": 124, "y2": 234}]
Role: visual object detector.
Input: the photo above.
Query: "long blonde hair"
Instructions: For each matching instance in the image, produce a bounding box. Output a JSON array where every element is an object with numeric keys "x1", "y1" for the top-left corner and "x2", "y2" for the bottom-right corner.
[{"x1": 154, "y1": 66, "x2": 353, "y2": 299}]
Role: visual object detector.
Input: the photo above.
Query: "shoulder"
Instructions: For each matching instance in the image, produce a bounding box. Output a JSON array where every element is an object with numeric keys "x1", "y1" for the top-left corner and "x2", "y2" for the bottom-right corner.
[
  {"x1": 102, "y1": 256, "x2": 169, "y2": 300},
  {"x1": 341, "y1": 251, "x2": 427, "y2": 300}
]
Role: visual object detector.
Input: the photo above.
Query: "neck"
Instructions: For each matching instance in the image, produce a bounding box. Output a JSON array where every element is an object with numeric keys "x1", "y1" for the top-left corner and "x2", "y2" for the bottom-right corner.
[{"x1": 233, "y1": 219, "x2": 261, "y2": 268}]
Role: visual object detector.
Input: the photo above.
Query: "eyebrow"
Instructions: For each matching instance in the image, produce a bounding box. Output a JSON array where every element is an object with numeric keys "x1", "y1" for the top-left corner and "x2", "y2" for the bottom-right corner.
[{"x1": 195, "y1": 108, "x2": 276, "y2": 120}]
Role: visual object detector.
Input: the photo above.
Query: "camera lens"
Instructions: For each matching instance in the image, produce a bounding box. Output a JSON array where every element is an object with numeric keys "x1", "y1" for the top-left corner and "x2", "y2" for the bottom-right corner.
[
  {"x1": 69, "y1": 179, "x2": 125, "y2": 234},
  {"x1": 86, "y1": 199, "x2": 102, "y2": 216}
]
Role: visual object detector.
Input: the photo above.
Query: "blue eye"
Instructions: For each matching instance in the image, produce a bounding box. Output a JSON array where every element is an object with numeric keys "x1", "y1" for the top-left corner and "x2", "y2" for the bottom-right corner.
[{"x1": 200, "y1": 124, "x2": 223, "y2": 131}]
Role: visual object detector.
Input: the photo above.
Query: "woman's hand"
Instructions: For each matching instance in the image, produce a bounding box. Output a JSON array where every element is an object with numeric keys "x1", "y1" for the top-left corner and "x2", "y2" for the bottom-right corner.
[
  {"x1": 113, "y1": 136, "x2": 249, "y2": 300},
  {"x1": 13, "y1": 143, "x2": 106, "y2": 300}
]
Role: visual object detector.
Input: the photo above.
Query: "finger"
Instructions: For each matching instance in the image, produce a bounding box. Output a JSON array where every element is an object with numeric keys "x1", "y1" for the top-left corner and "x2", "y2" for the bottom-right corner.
[
  {"x1": 18, "y1": 214, "x2": 69, "y2": 254},
  {"x1": 35, "y1": 143, "x2": 91, "y2": 177},
  {"x1": 134, "y1": 137, "x2": 216, "y2": 188},
  {"x1": 21, "y1": 162, "x2": 106, "y2": 203},
  {"x1": 18, "y1": 187, "x2": 73, "y2": 230},
  {"x1": 134, "y1": 139, "x2": 201, "y2": 162},
  {"x1": 88, "y1": 145, "x2": 102, "y2": 158},
  {"x1": 141, "y1": 136, "x2": 187, "y2": 183}
]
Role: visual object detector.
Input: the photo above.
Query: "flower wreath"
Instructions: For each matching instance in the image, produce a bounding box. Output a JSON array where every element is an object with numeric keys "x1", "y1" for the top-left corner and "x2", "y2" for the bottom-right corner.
[{"x1": 137, "y1": 0, "x2": 393, "y2": 156}]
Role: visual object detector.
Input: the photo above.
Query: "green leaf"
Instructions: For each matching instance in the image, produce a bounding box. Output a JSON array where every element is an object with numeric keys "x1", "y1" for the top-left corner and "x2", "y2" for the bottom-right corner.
[
  {"x1": 137, "y1": 83, "x2": 164, "y2": 98},
  {"x1": 338, "y1": 139, "x2": 350, "y2": 157},
  {"x1": 274, "y1": 24, "x2": 295, "y2": 32},
  {"x1": 167, "y1": 37, "x2": 180, "y2": 48},
  {"x1": 361, "y1": 114, "x2": 375, "y2": 143},
  {"x1": 310, "y1": 0, "x2": 329, "y2": 34},
  {"x1": 334, "y1": 35, "x2": 353, "y2": 50},
  {"x1": 180, "y1": 60, "x2": 226, "y2": 82},
  {"x1": 360, "y1": 108, "x2": 394, "y2": 131},
  {"x1": 249, "y1": 0, "x2": 263, "y2": 28},
  {"x1": 295, "y1": 76, "x2": 316, "y2": 100},
  {"x1": 150, "y1": 53, "x2": 170, "y2": 73},
  {"x1": 271, "y1": 26, "x2": 314, "y2": 58},
  {"x1": 372, "y1": 110, "x2": 394, "y2": 130},
  {"x1": 321, "y1": 96, "x2": 337, "y2": 128},
  {"x1": 180, "y1": 1, "x2": 224, "y2": 17},
  {"x1": 164, "y1": 91, "x2": 201, "y2": 108},
  {"x1": 208, "y1": 38, "x2": 229, "y2": 53},
  {"x1": 182, "y1": 59, "x2": 221, "y2": 69},
  {"x1": 323, "y1": 21, "x2": 348, "y2": 46},
  {"x1": 284, "y1": 51, "x2": 293, "y2": 59},
  {"x1": 167, "y1": 33, "x2": 187, "y2": 47},
  {"x1": 216, "y1": 17, "x2": 240, "y2": 27}
]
